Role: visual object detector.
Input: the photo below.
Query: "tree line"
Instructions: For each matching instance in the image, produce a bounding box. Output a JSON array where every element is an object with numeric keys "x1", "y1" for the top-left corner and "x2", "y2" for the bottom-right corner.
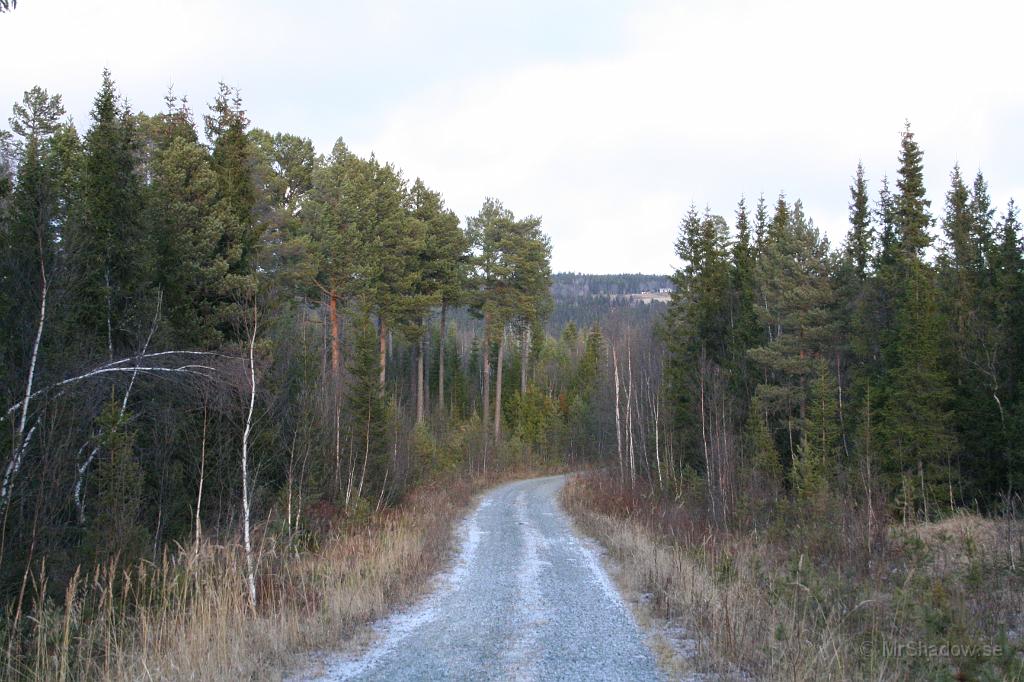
[
  {"x1": 0, "y1": 72, "x2": 557, "y2": 603},
  {"x1": 655, "y1": 123, "x2": 1022, "y2": 529}
]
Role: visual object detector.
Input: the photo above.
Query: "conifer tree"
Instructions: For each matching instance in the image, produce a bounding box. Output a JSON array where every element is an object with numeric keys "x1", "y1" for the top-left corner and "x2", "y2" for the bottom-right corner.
[
  {"x1": 846, "y1": 162, "x2": 873, "y2": 279},
  {"x1": 753, "y1": 194, "x2": 769, "y2": 251},
  {"x1": 728, "y1": 197, "x2": 760, "y2": 397},
  {"x1": 205, "y1": 83, "x2": 257, "y2": 279},
  {"x1": 997, "y1": 201, "x2": 1024, "y2": 491},
  {"x1": 875, "y1": 125, "x2": 957, "y2": 517},
  {"x1": 3, "y1": 87, "x2": 73, "y2": 365},
  {"x1": 665, "y1": 206, "x2": 732, "y2": 470},
  {"x1": 749, "y1": 199, "x2": 834, "y2": 464},
  {"x1": 66, "y1": 69, "x2": 149, "y2": 357},
  {"x1": 792, "y1": 358, "x2": 839, "y2": 511},
  {"x1": 407, "y1": 178, "x2": 466, "y2": 418},
  {"x1": 142, "y1": 95, "x2": 228, "y2": 346},
  {"x1": 345, "y1": 310, "x2": 390, "y2": 503}
]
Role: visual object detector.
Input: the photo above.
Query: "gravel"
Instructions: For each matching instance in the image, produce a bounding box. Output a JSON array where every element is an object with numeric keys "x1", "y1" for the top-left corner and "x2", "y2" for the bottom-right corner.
[{"x1": 299, "y1": 475, "x2": 661, "y2": 681}]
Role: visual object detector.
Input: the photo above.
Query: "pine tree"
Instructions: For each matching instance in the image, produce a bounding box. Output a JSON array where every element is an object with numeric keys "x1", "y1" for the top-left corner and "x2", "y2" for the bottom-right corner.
[
  {"x1": 407, "y1": 178, "x2": 466, "y2": 418},
  {"x1": 749, "y1": 199, "x2": 834, "y2": 464},
  {"x1": 248, "y1": 128, "x2": 318, "y2": 283},
  {"x1": 3, "y1": 88, "x2": 73, "y2": 367}
]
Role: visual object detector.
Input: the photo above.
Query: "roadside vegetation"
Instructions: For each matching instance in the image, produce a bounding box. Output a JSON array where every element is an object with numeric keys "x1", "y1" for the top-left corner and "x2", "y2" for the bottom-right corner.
[
  {"x1": 565, "y1": 473, "x2": 1023, "y2": 680},
  {"x1": 0, "y1": 74, "x2": 586, "y2": 679},
  {"x1": 3, "y1": 59, "x2": 1023, "y2": 682},
  {"x1": 557, "y1": 125, "x2": 1024, "y2": 680}
]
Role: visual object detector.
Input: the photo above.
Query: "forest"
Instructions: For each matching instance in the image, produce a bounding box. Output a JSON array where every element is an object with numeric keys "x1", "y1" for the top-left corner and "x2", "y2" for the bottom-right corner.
[
  {"x1": 563, "y1": 124, "x2": 1023, "y2": 679},
  {"x1": 0, "y1": 73, "x2": 608, "y2": 678},
  {"x1": 1, "y1": 68, "x2": 1022, "y2": 680},
  {"x1": 657, "y1": 124, "x2": 1023, "y2": 518}
]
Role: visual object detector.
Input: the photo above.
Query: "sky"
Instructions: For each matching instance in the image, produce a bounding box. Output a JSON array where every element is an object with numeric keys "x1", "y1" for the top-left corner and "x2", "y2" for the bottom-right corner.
[{"x1": 2, "y1": 0, "x2": 1022, "y2": 274}]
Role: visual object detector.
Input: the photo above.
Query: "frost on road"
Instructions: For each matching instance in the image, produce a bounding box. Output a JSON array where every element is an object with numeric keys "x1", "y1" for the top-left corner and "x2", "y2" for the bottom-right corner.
[{"x1": 299, "y1": 475, "x2": 660, "y2": 681}]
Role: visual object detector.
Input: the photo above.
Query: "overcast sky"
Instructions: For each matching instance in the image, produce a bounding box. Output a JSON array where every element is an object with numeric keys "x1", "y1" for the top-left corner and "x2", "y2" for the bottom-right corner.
[{"x1": 2, "y1": 0, "x2": 1022, "y2": 274}]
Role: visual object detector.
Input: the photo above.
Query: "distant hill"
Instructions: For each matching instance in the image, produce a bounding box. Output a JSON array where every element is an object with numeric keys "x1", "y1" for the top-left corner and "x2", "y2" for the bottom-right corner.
[
  {"x1": 551, "y1": 273, "x2": 673, "y2": 298},
  {"x1": 547, "y1": 273, "x2": 673, "y2": 334}
]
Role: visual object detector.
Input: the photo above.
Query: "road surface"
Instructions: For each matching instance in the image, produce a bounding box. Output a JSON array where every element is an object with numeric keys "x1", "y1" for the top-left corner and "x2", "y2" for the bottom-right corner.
[{"x1": 299, "y1": 475, "x2": 661, "y2": 681}]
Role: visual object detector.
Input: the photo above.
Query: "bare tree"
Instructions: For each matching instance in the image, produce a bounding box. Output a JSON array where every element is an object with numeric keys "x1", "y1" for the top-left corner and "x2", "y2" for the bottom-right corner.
[
  {"x1": 612, "y1": 346, "x2": 624, "y2": 486},
  {"x1": 625, "y1": 340, "x2": 636, "y2": 487},
  {"x1": 240, "y1": 302, "x2": 259, "y2": 610},
  {"x1": 0, "y1": 220, "x2": 49, "y2": 515}
]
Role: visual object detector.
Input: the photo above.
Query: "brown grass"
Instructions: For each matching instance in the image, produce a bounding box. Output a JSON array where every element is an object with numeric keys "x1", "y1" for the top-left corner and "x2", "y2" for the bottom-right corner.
[
  {"x1": 562, "y1": 472, "x2": 1024, "y2": 681},
  {"x1": 1, "y1": 466, "x2": 557, "y2": 681}
]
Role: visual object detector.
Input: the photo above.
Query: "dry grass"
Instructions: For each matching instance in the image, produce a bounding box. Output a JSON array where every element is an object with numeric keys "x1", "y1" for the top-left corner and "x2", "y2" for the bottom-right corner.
[
  {"x1": 0, "y1": 467, "x2": 554, "y2": 681},
  {"x1": 563, "y1": 472, "x2": 1024, "y2": 681}
]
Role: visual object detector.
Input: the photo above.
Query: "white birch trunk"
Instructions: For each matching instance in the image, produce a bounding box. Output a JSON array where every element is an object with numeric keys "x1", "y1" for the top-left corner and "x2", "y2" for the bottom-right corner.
[
  {"x1": 0, "y1": 276, "x2": 47, "y2": 513},
  {"x1": 626, "y1": 342, "x2": 635, "y2": 487},
  {"x1": 612, "y1": 347, "x2": 624, "y2": 486},
  {"x1": 241, "y1": 306, "x2": 259, "y2": 611}
]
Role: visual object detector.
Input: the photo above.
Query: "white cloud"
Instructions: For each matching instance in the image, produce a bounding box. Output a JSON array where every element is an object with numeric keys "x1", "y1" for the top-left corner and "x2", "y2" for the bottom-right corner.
[
  {"x1": 362, "y1": 0, "x2": 1024, "y2": 272},
  {"x1": 2, "y1": 0, "x2": 1022, "y2": 274}
]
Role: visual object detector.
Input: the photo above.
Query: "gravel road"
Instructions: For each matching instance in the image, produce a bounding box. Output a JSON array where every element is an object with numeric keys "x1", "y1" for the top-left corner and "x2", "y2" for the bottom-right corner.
[{"x1": 300, "y1": 475, "x2": 661, "y2": 681}]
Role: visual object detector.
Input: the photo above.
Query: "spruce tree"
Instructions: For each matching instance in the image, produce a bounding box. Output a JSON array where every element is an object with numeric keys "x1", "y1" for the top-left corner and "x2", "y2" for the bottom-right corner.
[
  {"x1": 794, "y1": 356, "x2": 840, "y2": 506},
  {"x1": 728, "y1": 197, "x2": 760, "y2": 399},
  {"x1": 346, "y1": 310, "x2": 390, "y2": 503},
  {"x1": 66, "y1": 69, "x2": 149, "y2": 357},
  {"x1": 205, "y1": 83, "x2": 257, "y2": 278},
  {"x1": 666, "y1": 206, "x2": 732, "y2": 469},
  {"x1": 846, "y1": 162, "x2": 873, "y2": 279},
  {"x1": 876, "y1": 125, "x2": 957, "y2": 518},
  {"x1": 997, "y1": 201, "x2": 1024, "y2": 491},
  {"x1": 753, "y1": 194, "x2": 769, "y2": 251},
  {"x1": 142, "y1": 96, "x2": 229, "y2": 346}
]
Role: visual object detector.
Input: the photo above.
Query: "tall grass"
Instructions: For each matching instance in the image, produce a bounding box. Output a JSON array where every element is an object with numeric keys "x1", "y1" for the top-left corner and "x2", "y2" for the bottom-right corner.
[
  {"x1": 563, "y1": 472, "x2": 1024, "y2": 681},
  {"x1": 1, "y1": 473, "x2": 497, "y2": 681}
]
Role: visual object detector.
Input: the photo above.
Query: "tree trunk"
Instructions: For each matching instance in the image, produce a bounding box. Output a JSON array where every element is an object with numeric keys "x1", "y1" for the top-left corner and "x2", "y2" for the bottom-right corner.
[
  {"x1": 329, "y1": 289, "x2": 341, "y2": 380},
  {"x1": 700, "y1": 349, "x2": 717, "y2": 526},
  {"x1": 652, "y1": 380, "x2": 662, "y2": 489},
  {"x1": 613, "y1": 347, "x2": 624, "y2": 486},
  {"x1": 378, "y1": 317, "x2": 387, "y2": 387},
  {"x1": 626, "y1": 341, "x2": 635, "y2": 487},
  {"x1": 195, "y1": 404, "x2": 207, "y2": 557},
  {"x1": 438, "y1": 303, "x2": 447, "y2": 414},
  {"x1": 520, "y1": 326, "x2": 529, "y2": 395},
  {"x1": 416, "y1": 329, "x2": 425, "y2": 423},
  {"x1": 495, "y1": 326, "x2": 506, "y2": 441},
  {"x1": 481, "y1": 313, "x2": 491, "y2": 469},
  {"x1": 241, "y1": 304, "x2": 259, "y2": 611},
  {"x1": 0, "y1": 277, "x2": 46, "y2": 513}
]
